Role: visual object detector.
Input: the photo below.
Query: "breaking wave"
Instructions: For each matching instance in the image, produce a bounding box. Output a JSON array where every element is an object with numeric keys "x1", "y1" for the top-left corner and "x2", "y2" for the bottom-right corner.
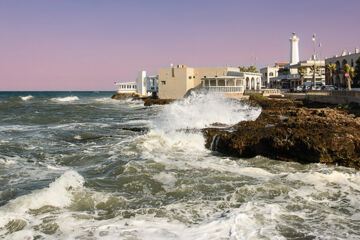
[
  {"x1": 139, "y1": 92, "x2": 261, "y2": 158},
  {"x1": 50, "y1": 96, "x2": 79, "y2": 102},
  {"x1": 19, "y1": 95, "x2": 33, "y2": 101}
]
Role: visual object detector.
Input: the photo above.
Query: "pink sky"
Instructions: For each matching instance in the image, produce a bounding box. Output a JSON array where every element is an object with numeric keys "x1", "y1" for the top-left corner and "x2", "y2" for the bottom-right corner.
[{"x1": 1, "y1": 0, "x2": 359, "y2": 90}]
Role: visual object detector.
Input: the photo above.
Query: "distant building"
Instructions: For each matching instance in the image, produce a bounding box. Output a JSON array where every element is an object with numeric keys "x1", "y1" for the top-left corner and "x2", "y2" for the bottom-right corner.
[
  {"x1": 260, "y1": 63, "x2": 288, "y2": 88},
  {"x1": 145, "y1": 75, "x2": 159, "y2": 97},
  {"x1": 263, "y1": 32, "x2": 325, "y2": 89},
  {"x1": 158, "y1": 65, "x2": 261, "y2": 99},
  {"x1": 290, "y1": 32, "x2": 300, "y2": 65},
  {"x1": 115, "y1": 70, "x2": 159, "y2": 96},
  {"x1": 115, "y1": 82, "x2": 137, "y2": 93},
  {"x1": 136, "y1": 71, "x2": 147, "y2": 96},
  {"x1": 325, "y1": 48, "x2": 360, "y2": 87}
]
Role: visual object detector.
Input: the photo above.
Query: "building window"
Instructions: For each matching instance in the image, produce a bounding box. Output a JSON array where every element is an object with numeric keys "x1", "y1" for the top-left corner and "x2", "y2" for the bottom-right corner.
[
  {"x1": 172, "y1": 68, "x2": 175, "y2": 77},
  {"x1": 193, "y1": 76, "x2": 195, "y2": 78},
  {"x1": 188, "y1": 76, "x2": 192, "y2": 79},
  {"x1": 161, "y1": 81, "x2": 166, "y2": 85},
  {"x1": 269, "y1": 72, "x2": 274, "y2": 77}
]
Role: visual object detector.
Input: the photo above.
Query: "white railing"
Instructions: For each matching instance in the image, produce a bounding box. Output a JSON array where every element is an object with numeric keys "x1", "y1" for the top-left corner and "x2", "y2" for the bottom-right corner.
[{"x1": 203, "y1": 86, "x2": 244, "y2": 93}]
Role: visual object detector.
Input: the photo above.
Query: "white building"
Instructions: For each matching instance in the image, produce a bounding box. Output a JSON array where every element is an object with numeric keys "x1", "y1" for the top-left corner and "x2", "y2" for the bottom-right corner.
[
  {"x1": 115, "y1": 82, "x2": 137, "y2": 93},
  {"x1": 260, "y1": 63, "x2": 288, "y2": 88},
  {"x1": 201, "y1": 71, "x2": 262, "y2": 94},
  {"x1": 136, "y1": 71, "x2": 147, "y2": 96},
  {"x1": 290, "y1": 32, "x2": 300, "y2": 65},
  {"x1": 115, "y1": 70, "x2": 159, "y2": 96}
]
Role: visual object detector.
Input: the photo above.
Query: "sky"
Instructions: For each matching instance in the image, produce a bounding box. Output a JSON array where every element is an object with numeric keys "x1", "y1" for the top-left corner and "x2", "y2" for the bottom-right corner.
[{"x1": 0, "y1": 0, "x2": 359, "y2": 91}]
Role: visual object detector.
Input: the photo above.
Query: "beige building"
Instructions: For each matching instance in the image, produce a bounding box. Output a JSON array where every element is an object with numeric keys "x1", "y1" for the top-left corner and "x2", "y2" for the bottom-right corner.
[
  {"x1": 325, "y1": 48, "x2": 360, "y2": 87},
  {"x1": 158, "y1": 65, "x2": 261, "y2": 99}
]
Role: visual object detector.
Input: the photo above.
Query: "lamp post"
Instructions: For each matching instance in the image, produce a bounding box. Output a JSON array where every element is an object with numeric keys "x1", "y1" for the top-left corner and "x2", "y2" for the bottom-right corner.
[{"x1": 312, "y1": 33, "x2": 316, "y2": 89}]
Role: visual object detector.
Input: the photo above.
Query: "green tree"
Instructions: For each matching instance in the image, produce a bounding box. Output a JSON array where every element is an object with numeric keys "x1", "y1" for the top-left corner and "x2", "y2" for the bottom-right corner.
[
  {"x1": 239, "y1": 66, "x2": 247, "y2": 72},
  {"x1": 298, "y1": 68, "x2": 307, "y2": 86},
  {"x1": 344, "y1": 63, "x2": 352, "y2": 90},
  {"x1": 247, "y1": 66, "x2": 257, "y2": 72},
  {"x1": 327, "y1": 63, "x2": 336, "y2": 85},
  {"x1": 354, "y1": 57, "x2": 360, "y2": 86}
]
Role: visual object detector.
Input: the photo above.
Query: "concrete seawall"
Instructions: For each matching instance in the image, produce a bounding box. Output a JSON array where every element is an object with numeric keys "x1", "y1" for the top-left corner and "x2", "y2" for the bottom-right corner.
[{"x1": 285, "y1": 91, "x2": 360, "y2": 105}]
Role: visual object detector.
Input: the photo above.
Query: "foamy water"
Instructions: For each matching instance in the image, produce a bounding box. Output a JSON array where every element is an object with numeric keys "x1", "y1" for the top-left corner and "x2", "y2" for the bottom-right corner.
[
  {"x1": 0, "y1": 91, "x2": 359, "y2": 239},
  {"x1": 50, "y1": 96, "x2": 79, "y2": 102},
  {"x1": 19, "y1": 95, "x2": 34, "y2": 101}
]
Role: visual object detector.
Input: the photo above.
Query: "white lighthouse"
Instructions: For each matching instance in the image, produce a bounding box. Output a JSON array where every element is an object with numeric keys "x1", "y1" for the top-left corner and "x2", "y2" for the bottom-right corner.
[{"x1": 289, "y1": 32, "x2": 300, "y2": 65}]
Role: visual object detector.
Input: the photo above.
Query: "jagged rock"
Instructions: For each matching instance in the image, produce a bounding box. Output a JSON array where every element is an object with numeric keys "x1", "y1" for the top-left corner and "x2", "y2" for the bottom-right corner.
[
  {"x1": 143, "y1": 99, "x2": 175, "y2": 106},
  {"x1": 203, "y1": 95, "x2": 360, "y2": 170}
]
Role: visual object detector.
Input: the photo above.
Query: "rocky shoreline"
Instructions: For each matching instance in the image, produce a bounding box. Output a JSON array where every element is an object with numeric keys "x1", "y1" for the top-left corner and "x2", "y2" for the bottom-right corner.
[
  {"x1": 111, "y1": 92, "x2": 174, "y2": 106},
  {"x1": 203, "y1": 95, "x2": 360, "y2": 170}
]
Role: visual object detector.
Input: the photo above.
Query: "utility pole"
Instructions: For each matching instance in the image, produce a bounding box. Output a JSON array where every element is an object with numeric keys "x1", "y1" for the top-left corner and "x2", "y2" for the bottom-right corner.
[{"x1": 312, "y1": 33, "x2": 316, "y2": 89}]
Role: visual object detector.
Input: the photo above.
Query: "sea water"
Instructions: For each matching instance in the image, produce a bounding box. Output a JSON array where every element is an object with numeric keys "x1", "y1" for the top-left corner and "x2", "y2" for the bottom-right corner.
[{"x1": 0, "y1": 91, "x2": 359, "y2": 239}]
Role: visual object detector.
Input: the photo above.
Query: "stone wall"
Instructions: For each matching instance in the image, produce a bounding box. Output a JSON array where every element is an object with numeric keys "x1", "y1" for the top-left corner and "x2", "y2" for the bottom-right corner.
[{"x1": 285, "y1": 91, "x2": 360, "y2": 104}]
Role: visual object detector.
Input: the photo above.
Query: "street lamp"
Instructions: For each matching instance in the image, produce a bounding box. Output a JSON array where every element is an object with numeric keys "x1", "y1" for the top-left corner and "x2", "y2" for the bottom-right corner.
[{"x1": 312, "y1": 33, "x2": 316, "y2": 89}]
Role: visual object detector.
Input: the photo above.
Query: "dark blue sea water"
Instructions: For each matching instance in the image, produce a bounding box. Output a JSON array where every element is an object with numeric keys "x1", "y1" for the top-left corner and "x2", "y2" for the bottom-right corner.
[{"x1": 0, "y1": 91, "x2": 359, "y2": 239}]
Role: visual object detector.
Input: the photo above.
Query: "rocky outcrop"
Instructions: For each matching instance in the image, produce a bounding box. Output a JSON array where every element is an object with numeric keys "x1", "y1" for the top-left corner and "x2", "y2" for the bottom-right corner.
[
  {"x1": 111, "y1": 92, "x2": 141, "y2": 100},
  {"x1": 143, "y1": 99, "x2": 175, "y2": 106},
  {"x1": 203, "y1": 95, "x2": 360, "y2": 170}
]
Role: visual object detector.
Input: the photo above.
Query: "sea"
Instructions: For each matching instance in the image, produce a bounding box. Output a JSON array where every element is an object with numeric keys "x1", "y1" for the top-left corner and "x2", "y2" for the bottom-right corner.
[{"x1": 0, "y1": 91, "x2": 359, "y2": 240}]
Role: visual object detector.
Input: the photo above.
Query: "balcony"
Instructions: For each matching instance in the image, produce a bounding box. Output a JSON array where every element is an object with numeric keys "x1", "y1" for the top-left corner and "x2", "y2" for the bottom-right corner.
[{"x1": 202, "y1": 86, "x2": 245, "y2": 93}]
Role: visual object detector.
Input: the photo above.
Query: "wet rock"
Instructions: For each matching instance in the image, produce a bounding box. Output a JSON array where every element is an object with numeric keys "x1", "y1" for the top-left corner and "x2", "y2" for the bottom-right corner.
[
  {"x1": 203, "y1": 95, "x2": 360, "y2": 170},
  {"x1": 121, "y1": 127, "x2": 148, "y2": 132},
  {"x1": 143, "y1": 99, "x2": 175, "y2": 106},
  {"x1": 111, "y1": 92, "x2": 141, "y2": 100},
  {"x1": 209, "y1": 122, "x2": 229, "y2": 128}
]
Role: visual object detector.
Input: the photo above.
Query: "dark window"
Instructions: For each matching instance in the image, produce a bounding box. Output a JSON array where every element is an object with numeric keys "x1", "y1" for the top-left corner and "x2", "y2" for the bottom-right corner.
[
  {"x1": 172, "y1": 68, "x2": 175, "y2": 77},
  {"x1": 161, "y1": 81, "x2": 166, "y2": 85},
  {"x1": 269, "y1": 72, "x2": 274, "y2": 77},
  {"x1": 188, "y1": 76, "x2": 191, "y2": 79}
]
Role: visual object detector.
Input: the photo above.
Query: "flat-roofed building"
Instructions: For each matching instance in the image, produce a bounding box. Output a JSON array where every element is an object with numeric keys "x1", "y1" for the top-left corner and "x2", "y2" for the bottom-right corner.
[
  {"x1": 325, "y1": 48, "x2": 360, "y2": 87},
  {"x1": 115, "y1": 82, "x2": 137, "y2": 93},
  {"x1": 158, "y1": 65, "x2": 262, "y2": 99}
]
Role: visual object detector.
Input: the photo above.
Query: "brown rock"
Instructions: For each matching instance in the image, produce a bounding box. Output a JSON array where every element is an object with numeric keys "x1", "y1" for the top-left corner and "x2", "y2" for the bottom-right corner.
[
  {"x1": 111, "y1": 92, "x2": 141, "y2": 100},
  {"x1": 203, "y1": 95, "x2": 360, "y2": 170},
  {"x1": 143, "y1": 99, "x2": 175, "y2": 106}
]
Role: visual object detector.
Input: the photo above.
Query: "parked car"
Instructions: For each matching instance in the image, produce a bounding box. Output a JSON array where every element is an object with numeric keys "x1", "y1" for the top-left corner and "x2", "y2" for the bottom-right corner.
[
  {"x1": 295, "y1": 86, "x2": 303, "y2": 92},
  {"x1": 321, "y1": 85, "x2": 336, "y2": 91}
]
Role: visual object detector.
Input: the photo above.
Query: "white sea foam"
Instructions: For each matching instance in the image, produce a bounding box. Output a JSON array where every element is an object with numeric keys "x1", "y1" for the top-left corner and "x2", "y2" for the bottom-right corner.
[
  {"x1": 153, "y1": 172, "x2": 177, "y2": 190},
  {"x1": 19, "y1": 95, "x2": 33, "y2": 101},
  {"x1": 2, "y1": 170, "x2": 84, "y2": 213},
  {"x1": 50, "y1": 96, "x2": 79, "y2": 102},
  {"x1": 138, "y1": 92, "x2": 261, "y2": 168},
  {"x1": 74, "y1": 135, "x2": 82, "y2": 140},
  {"x1": 151, "y1": 92, "x2": 260, "y2": 131},
  {"x1": 94, "y1": 97, "x2": 121, "y2": 104}
]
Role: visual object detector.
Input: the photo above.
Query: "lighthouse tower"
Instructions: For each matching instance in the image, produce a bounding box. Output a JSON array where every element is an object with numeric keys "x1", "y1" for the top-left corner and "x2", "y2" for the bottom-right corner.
[{"x1": 289, "y1": 32, "x2": 300, "y2": 65}]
